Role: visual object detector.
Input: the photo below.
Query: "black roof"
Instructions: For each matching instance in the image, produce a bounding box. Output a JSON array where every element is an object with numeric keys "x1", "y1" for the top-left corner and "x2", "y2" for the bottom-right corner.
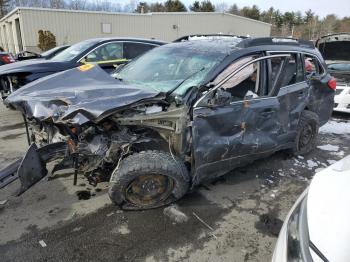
[
  {"x1": 174, "y1": 34, "x2": 248, "y2": 42},
  {"x1": 237, "y1": 37, "x2": 315, "y2": 49}
]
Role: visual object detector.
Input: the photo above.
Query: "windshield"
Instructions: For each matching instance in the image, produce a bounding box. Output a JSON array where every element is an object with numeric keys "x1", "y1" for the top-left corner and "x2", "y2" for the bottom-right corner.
[
  {"x1": 51, "y1": 40, "x2": 99, "y2": 62},
  {"x1": 41, "y1": 46, "x2": 62, "y2": 57},
  {"x1": 113, "y1": 44, "x2": 227, "y2": 96}
]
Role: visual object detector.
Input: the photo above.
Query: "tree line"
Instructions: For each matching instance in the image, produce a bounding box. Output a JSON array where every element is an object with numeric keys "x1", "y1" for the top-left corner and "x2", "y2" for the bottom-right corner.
[{"x1": 0, "y1": 0, "x2": 349, "y2": 40}]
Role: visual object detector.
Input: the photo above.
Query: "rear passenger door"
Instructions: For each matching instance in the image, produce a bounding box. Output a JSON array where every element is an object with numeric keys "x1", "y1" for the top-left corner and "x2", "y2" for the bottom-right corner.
[{"x1": 267, "y1": 52, "x2": 308, "y2": 134}]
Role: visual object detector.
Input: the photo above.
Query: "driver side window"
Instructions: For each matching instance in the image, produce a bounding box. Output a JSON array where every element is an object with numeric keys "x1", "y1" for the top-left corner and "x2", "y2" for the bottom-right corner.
[
  {"x1": 212, "y1": 55, "x2": 264, "y2": 102},
  {"x1": 85, "y1": 42, "x2": 123, "y2": 62}
]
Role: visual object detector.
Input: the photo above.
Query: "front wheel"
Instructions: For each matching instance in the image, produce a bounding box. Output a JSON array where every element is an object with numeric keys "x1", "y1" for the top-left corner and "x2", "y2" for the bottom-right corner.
[
  {"x1": 108, "y1": 150, "x2": 190, "y2": 210},
  {"x1": 290, "y1": 110, "x2": 319, "y2": 155}
]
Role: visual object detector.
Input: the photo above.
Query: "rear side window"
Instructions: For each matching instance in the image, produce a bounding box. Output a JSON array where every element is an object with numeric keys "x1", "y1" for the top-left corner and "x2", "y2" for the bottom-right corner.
[
  {"x1": 268, "y1": 53, "x2": 304, "y2": 91},
  {"x1": 123, "y1": 43, "x2": 155, "y2": 60},
  {"x1": 212, "y1": 53, "x2": 306, "y2": 102},
  {"x1": 304, "y1": 55, "x2": 324, "y2": 77},
  {"x1": 85, "y1": 42, "x2": 123, "y2": 62}
]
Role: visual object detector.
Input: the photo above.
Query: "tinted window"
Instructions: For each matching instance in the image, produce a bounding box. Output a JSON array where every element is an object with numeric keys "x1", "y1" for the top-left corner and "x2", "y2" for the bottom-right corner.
[
  {"x1": 85, "y1": 42, "x2": 123, "y2": 62},
  {"x1": 267, "y1": 54, "x2": 304, "y2": 94},
  {"x1": 123, "y1": 42, "x2": 155, "y2": 60}
]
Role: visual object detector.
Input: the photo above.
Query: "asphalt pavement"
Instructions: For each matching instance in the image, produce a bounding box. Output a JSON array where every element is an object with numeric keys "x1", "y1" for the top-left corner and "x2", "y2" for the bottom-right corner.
[{"x1": 0, "y1": 103, "x2": 349, "y2": 262}]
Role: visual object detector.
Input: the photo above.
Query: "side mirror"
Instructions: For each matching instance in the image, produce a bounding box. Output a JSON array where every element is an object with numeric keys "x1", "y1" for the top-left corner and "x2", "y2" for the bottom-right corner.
[{"x1": 212, "y1": 88, "x2": 231, "y2": 105}]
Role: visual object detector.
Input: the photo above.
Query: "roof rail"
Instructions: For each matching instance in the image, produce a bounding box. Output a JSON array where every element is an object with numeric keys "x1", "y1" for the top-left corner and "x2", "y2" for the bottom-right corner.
[
  {"x1": 174, "y1": 34, "x2": 248, "y2": 42},
  {"x1": 237, "y1": 37, "x2": 315, "y2": 49}
]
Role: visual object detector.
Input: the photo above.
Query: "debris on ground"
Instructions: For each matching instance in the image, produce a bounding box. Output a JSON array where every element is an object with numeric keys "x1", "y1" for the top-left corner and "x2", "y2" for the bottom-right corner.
[
  {"x1": 39, "y1": 240, "x2": 47, "y2": 247},
  {"x1": 106, "y1": 212, "x2": 114, "y2": 217},
  {"x1": 192, "y1": 212, "x2": 218, "y2": 239},
  {"x1": 163, "y1": 205, "x2": 189, "y2": 224},
  {"x1": 0, "y1": 199, "x2": 8, "y2": 205},
  {"x1": 72, "y1": 227, "x2": 82, "y2": 232}
]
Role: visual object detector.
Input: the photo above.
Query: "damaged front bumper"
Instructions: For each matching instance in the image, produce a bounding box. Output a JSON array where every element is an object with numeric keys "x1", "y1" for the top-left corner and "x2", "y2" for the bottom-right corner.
[{"x1": 0, "y1": 142, "x2": 67, "y2": 195}]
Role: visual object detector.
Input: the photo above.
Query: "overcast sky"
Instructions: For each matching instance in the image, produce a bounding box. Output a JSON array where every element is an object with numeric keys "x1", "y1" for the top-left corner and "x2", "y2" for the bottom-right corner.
[{"x1": 119, "y1": 0, "x2": 350, "y2": 18}]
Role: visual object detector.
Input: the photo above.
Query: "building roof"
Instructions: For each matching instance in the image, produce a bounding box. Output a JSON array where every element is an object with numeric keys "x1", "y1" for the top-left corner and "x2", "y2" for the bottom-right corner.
[{"x1": 1, "y1": 7, "x2": 271, "y2": 27}]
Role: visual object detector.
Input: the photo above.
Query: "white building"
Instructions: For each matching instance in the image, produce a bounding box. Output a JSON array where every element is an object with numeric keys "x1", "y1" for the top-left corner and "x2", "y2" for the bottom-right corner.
[{"x1": 0, "y1": 7, "x2": 271, "y2": 54}]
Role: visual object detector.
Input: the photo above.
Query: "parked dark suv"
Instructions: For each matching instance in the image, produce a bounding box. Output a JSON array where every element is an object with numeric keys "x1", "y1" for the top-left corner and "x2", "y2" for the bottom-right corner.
[{"x1": 0, "y1": 36, "x2": 335, "y2": 210}]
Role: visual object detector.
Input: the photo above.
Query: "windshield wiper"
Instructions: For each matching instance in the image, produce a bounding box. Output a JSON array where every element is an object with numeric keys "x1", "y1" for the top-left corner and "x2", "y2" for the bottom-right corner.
[{"x1": 166, "y1": 67, "x2": 206, "y2": 97}]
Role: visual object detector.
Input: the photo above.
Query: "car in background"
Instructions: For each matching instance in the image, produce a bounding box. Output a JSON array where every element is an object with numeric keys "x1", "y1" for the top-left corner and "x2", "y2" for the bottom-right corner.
[
  {"x1": 1, "y1": 37, "x2": 335, "y2": 210},
  {"x1": 272, "y1": 155, "x2": 350, "y2": 262},
  {"x1": 0, "y1": 52, "x2": 15, "y2": 65},
  {"x1": 0, "y1": 38, "x2": 166, "y2": 99},
  {"x1": 14, "y1": 45, "x2": 70, "y2": 61},
  {"x1": 317, "y1": 33, "x2": 350, "y2": 113}
]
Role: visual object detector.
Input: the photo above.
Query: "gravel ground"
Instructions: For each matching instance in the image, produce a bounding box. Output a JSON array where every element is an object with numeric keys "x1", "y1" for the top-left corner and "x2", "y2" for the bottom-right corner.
[{"x1": 0, "y1": 102, "x2": 349, "y2": 262}]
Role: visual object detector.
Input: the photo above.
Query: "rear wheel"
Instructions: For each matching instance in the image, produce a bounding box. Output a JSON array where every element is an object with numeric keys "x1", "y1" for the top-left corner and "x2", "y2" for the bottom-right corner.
[
  {"x1": 290, "y1": 110, "x2": 319, "y2": 155},
  {"x1": 108, "y1": 150, "x2": 190, "y2": 210}
]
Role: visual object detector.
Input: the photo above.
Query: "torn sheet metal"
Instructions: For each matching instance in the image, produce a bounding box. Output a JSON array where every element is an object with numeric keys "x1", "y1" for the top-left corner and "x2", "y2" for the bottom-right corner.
[{"x1": 5, "y1": 65, "x2": 162, "y2": 125}]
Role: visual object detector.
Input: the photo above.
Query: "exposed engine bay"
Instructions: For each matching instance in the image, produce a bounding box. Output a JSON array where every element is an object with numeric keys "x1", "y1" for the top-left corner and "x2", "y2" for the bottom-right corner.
[{"x1": 25, "y1": 103, "x2": 190, "y2": 187}]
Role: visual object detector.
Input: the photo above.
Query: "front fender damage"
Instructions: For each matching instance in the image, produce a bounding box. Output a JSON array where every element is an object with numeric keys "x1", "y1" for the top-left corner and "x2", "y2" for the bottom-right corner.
[{"x1": 0, "y1": 142, "x2": 67, "y2": 195}]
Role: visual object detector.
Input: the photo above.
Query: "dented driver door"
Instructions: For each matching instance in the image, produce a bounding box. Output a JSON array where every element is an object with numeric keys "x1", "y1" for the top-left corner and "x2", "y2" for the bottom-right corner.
[{"x1": 191, "y1": 54, "x2": 292, "y2": 184}]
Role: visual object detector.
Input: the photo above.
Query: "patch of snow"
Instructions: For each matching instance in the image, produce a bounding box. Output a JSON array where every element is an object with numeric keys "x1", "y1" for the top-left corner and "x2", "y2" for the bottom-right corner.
[
  {"x1": 307, "y1": 159, "x2": 318, "y2": 169},
  {"x1": 72, "y1": 227, "x2": 82, "y2": 232},
  {"x1": 327, "y1": 160, "x2": 337, "y2": 165},
  {"x1": 116, "y1": 224, "x2": 130, "y2": 235},
  {"x1": 319, "y1": 121, "x2": 350, "y2": 135},
  {"x1": 297, "y1": 155, "x2": 304, "y2": 159},
  {"x1": 331, "y1": 150, "x2": 345, "y2": 157},
  {"x1": 163, "y1": 205, "x2": 188, "y2": 224},
  {"x1": 317, "y1": 144, "x2": 339, "y2": 151}
]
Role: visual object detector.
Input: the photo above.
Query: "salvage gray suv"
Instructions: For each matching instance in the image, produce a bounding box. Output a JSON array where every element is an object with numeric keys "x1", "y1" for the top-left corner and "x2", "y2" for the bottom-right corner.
[{"x1": 0, "y1": 36, "x2": 335, "y2": 210}]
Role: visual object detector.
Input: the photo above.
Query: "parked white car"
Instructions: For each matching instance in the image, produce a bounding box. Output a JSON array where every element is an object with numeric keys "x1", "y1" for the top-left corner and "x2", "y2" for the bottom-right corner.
[
  {"x1": 333, "y1": 77, "x2": 350, "y2": 113},
  {"x1": 272, "y1": 155, "x2": 350, "y2": 262},
  {"x1": 317, "y1": 33, "x2": 350, "y2": 113}
]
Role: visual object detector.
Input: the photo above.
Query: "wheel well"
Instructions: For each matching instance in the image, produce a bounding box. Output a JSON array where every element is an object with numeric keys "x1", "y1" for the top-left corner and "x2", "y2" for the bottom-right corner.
[{"x1": 132, "y1": 128, "x2": 170, "y2": 153}]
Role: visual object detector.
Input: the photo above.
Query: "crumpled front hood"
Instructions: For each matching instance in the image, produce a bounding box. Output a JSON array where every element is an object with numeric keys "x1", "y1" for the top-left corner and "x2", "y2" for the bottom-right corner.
[
  {"x1": 0, "y1": 59, "x2": 73, "y2": 75},
  {"x1": 5, "y1": 65, "x2": 161, "y2": 125}
]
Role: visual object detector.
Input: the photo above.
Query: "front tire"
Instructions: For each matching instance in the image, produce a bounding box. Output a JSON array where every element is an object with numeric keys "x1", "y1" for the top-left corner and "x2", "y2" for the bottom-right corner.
[
  {"x1": 108, "y1": 150, "x2": 190, "y2": 210},
  {"x1": 290, "y1": 110, "x2": 319, "y2": 155}
]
